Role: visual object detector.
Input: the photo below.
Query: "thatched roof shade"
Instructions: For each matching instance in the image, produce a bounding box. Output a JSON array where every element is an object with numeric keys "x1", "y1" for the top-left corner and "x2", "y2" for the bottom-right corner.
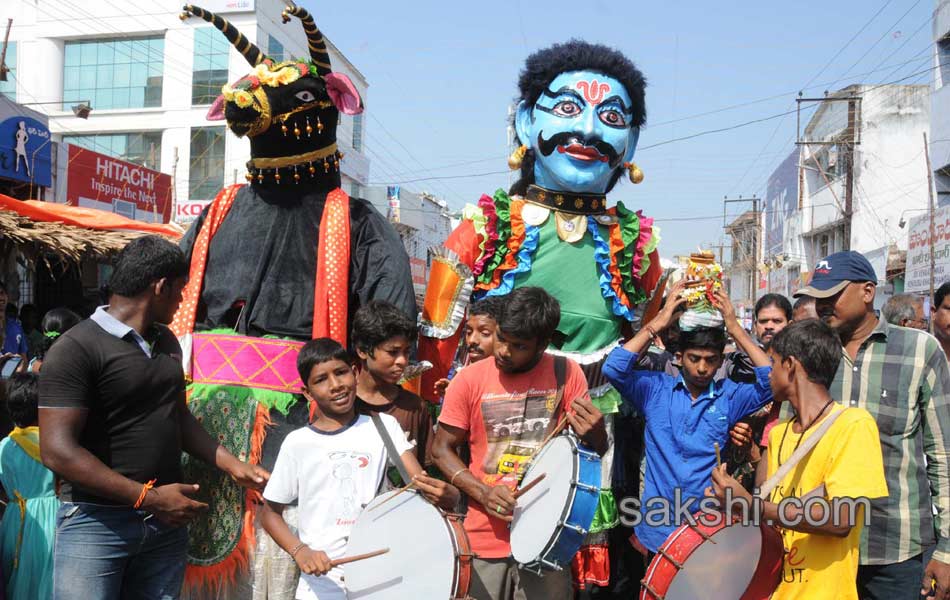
[
  {"x1": 0, "y1": 207, "x2": 165, "y2": 263},
  {"x1": 0, "y1": 193, "x2": 183, "y2": 267}
]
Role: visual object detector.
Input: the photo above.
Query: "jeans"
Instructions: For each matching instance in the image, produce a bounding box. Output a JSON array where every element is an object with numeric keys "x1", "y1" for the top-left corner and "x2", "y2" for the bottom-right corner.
[
  {"x1": 53, "y1": 502, "x2": 188, "y2": 600},
  {"x1": 857, "y1": 552, "x2": 927, "y2": 600}
]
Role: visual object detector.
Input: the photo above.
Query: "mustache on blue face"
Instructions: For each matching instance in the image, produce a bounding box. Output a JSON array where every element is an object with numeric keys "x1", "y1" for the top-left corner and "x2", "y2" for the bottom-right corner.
[{"x1": 537, "y1": 131, "x2": 621, "y2": 167}]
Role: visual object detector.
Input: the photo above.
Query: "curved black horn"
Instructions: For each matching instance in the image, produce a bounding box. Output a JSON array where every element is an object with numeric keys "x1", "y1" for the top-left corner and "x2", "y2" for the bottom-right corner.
[
  {"x1": 180, "y1": 4, "x2": 266, "y2": 67},
  {"x1": 281, "y1": 3, "x2": 332, "y2": 76}
]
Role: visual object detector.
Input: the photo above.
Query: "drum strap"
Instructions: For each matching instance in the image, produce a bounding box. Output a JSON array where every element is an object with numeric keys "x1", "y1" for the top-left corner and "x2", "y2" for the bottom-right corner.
[
  {"x1": 756, "y1": 407, "x2": 845, "y2": 500},
  {"x1": 554, "y1": 355, "x2": 567, "y2": 408},
  {"x1": 371, "y1": 412, "x2": 412, "y2": 485}
]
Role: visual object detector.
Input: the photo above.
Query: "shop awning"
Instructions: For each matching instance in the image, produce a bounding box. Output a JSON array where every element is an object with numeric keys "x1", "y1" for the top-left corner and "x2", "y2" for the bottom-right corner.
[{"x1": 0, "y1": 193, "x2": 183, "y2": 264}]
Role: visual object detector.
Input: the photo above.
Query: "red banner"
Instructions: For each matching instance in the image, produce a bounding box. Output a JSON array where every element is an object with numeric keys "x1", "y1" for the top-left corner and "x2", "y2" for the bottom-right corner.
[{"x1": 66, "y1": 145, "x2": 173, "y2": 223}]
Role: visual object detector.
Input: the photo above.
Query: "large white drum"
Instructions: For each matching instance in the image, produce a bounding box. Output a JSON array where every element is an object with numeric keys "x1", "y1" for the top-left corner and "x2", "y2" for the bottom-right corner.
[{"x1": 344, "y1": 489, "x2": 472, "y2": 599}]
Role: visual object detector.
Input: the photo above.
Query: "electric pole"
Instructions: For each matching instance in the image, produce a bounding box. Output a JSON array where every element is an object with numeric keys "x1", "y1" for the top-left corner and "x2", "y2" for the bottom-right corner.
[
  {"x1": 723, "y1": 195, "x2": 760, "y2": 306},
  {"x1": 797, "y1": 93, "x2": 862, "y2": 251},
  {"x1": 925, "y1": 132, "x2": 936, "y2": 321},
  {"x1": 843, "y1": 97, "x2": 858, "y2": 251}
]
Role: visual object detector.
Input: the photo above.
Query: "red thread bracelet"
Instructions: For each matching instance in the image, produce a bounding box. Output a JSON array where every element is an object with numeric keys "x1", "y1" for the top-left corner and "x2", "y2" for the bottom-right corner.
[{"x1": 134, "y1": 479, "x2": 157, "y2": 509}]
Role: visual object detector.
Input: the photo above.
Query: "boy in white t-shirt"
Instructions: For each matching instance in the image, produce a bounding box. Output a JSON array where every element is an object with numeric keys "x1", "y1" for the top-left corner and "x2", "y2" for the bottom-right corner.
[{"x1": 261, "y1": 338, "x2": 460, "y2": 600}]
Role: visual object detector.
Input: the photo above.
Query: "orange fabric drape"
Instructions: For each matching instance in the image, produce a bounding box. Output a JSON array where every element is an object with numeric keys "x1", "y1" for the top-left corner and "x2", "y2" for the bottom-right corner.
[
  {"x1": 312, "y1": 188, "x2": 350, "y2": 344},
  {"x1": 170, "y1": 185, "x2": 243, "y2": 338},
  {"x1": 0, "y1": 193, "x2": 181, "y2": 238}
]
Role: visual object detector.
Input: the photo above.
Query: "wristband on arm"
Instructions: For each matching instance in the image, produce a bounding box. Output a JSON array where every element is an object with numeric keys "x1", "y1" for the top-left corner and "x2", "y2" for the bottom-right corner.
[{"x1": 133, "y1": 479, "x2": 157, "y2": 509}]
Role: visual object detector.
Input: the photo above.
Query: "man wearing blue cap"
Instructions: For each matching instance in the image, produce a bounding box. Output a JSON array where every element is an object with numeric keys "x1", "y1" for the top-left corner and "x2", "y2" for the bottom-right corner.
[{"x1": 795, "y1": 250, "x2": 950, "y2": 600}]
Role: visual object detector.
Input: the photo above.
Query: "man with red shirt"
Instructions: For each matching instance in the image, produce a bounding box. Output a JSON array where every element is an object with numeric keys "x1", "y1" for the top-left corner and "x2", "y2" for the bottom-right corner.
[{"x1": 433, "y1": 287, "x2": 607, "y2": 600}]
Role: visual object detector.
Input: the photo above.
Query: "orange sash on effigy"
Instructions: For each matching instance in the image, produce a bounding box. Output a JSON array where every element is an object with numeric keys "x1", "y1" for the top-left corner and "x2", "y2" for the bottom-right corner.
[
  {"x1": 313, "y1": 188, "x2": 350, "y2": 343},
  {"x1": 171, "y1": 184, "x2": 243, "y2": 338}
]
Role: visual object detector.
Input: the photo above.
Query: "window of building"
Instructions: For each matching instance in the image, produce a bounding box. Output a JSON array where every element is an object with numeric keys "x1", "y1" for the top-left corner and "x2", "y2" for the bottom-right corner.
[
  {"x1": 814, "y1": 145, "x2": 840, "y2": 183},
  {"x1": 268, "y1": 35, "x2": 285, "y2": 62},
  {"x1": 0, "y1": 42, "x2": 16, "y2": 101},
  {"x1": 937, "y1": 165, "x2": 950, "y2": 207},
  {"x1": 189, "y1": 126, "x2": 226, "y2": 201},
  {"x1": 352, "y1": 113, "x2": 363, "y2": 152},
  {"x1": 63, "y1": 37, "x2": 164, "y2": 110},
  {"x1": 64, "y1": 132, "x2": 162, "y2": 170},
  {"x1": 192, "y1": 27, "x2": 230, "y2": 105},
  {"x1": 939, "y1": 37, "x2": 950, "y2": 89}
]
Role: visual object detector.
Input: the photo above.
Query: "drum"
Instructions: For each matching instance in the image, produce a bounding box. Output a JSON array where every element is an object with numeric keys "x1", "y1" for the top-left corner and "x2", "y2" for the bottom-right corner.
[
  {"x1": 344, "y1": 489, "x2": 472, "y2": 599},
  {"x1": 509, "y1": 433, "x2": 602, "y2": 572},
  {"x1": 640, "y1": 512, "x2": 784, "y2": 600}
]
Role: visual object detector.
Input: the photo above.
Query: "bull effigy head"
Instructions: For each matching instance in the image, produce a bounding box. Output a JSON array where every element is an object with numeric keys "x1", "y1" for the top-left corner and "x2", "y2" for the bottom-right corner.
[{"x1": 180, "y1": 3, "x2": 363, "y2": 185}]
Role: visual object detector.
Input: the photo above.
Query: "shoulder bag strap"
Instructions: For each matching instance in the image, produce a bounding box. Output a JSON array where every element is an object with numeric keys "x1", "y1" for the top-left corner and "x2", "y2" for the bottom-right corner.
[
  {"x1": 756, "y1": 407, "x2": 846, "y2": 500},
  {"x1": 370, "y1": 412, "x2": 411, "y2": 484}
]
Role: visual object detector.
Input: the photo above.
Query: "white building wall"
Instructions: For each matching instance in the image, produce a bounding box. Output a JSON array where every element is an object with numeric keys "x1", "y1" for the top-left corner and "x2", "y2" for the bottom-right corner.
[
  {"x1": 0, "y1": 0, "x2": 370, "y2": 219},
  {"x1": 799, "y1": 84, "x2": 929, "y2": 256},
  {"x1": 933, "y1": 0, "x2": 950, "y2": 204}
]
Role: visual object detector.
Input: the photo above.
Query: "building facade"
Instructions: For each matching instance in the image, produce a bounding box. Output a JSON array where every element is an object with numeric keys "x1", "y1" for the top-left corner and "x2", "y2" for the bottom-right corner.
[
  {"x1": 763, "y1": 84, "x2": 929, "y2": 299},
  {"x1": 933, "y1": 0, "x2": 950, "y2": 207},
  {"x1": 724, "y1": 209, "x2": 760, "y2": 309},
  {"x1": 363, "y1": 185, "x2": 453, "y2": 303},
  {"x1": 0, "y1": 0, "x2": 370, "y2": 223}
]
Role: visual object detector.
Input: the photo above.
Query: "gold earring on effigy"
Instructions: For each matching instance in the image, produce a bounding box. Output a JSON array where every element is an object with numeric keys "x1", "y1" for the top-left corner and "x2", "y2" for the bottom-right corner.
[
  {"x1": 508, "y1": 145, "x2": 528, "y2": 170},
  {"x1": 623, "y1": 162, "x2": 644, "y2": 184}
]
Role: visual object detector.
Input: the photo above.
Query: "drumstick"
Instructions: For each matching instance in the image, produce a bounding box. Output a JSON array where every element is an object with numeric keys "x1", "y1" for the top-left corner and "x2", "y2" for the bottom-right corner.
[
  {"x1": 368, "y1": 479, "x2": 417, "y2": 512},
  {"x1": 539, "y1": 414, "x2": 569, "y2": 449},
  {"x1": 329, "y1": 548, "x2": 390, "y2": 567},
  {"x1": 513, "y1": 473, "x2": 546, "y2": 499},
  {"x1": 714, "y1": 442, "x2": 722, "y2": 469}
]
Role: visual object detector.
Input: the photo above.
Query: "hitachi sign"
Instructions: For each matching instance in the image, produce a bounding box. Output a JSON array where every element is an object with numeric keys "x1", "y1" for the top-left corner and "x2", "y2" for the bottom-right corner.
[{"x1": 95, "y1": 156, "x2": 156, "y2": 190}]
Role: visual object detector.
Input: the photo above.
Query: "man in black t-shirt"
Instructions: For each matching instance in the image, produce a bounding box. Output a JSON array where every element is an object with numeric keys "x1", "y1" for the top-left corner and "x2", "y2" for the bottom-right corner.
[{"x1": 39, "y1": 236, "x2": 269, "y2": 600}]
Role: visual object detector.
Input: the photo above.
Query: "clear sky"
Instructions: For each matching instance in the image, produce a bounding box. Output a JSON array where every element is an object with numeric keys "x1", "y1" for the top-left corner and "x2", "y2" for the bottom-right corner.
[{"x1": 301, "y1": 0, "x2": 934, "y2": 258}]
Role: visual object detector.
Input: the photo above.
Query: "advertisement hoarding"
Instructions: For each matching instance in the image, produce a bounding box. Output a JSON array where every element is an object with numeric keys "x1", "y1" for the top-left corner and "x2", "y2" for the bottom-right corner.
[
  {"x1": 763, "y1": 151, "x2": 798, "y2": 256},
  {"x1": 0, "y1": 116, "x2": 52, "y2": 188},
  {"x1": 904, "y1": 206, "x2": 950, "y2": 294},
  {"x1": 66, "y1": 145, "x2": 172, "y2": 224}
]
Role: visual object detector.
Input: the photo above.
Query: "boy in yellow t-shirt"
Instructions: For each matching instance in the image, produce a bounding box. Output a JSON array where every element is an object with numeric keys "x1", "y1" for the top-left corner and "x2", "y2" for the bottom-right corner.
[{"x1": 706, "y1": 319, "x2": 887, "y2": 600}]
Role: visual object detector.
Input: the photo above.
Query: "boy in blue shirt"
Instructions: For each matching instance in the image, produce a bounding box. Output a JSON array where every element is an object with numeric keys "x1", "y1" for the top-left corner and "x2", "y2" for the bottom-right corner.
[{"x1": 603, "y1": 280, "x2": 773, "y2": 559}]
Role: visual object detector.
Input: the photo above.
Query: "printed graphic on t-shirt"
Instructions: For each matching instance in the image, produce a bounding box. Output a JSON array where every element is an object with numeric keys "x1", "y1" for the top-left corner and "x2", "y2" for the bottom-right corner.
[
  {"x1": 479, "y1": 388, "x2": 557, "y2": 486},
  {"x1": 329, "y1": 451, "x2": 371, "y2": 526}
]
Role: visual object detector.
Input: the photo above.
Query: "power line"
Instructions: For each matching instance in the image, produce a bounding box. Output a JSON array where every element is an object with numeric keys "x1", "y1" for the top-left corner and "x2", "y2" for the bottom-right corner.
[
  {"x1": 801, "y1": 0, "x2": 895, "y2": 90},
  {"x1": 732, "y1": 0, "x2": 900, "y2": 202},
  {"x1": 826, "y1": 0, "x2": 922, "y2": 90}
]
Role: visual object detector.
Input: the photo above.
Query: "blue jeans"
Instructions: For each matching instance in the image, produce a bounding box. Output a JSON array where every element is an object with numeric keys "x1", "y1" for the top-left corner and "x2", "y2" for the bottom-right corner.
[{"x1": 53, "y1": 502, "x2": 188, "y2": 600}]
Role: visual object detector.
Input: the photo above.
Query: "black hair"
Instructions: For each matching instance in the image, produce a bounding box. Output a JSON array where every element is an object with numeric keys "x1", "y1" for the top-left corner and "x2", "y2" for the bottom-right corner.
[
  {"x1": 469, "y1": 297, "x2": 502, "y2": 321},
  {"x1": 296, "y1": 337, "x2": 354, "y2": 382},
  {"x1": 351, "y1": 300, "x2": 418, "y2": 357},
  {"x1": 36, "y1": 308, "x2": 82, "y2": 360},
  {"x1": 770, "y1": 319, "x2": 842, "y2": 389},
  {"x1": 496, "y1": 286, "x2": 561, "y2": 343},
  {"x1": 108, "y1": 235, "x2": 189, "y2": 297},
  {"x1": 936, "y1": 282, "x2": 950, "y2": 310},
  {"x1": 510, "y1": 40, "x2": 647, "y2": 196},
  {"x1": 6, "y1": 372, "x2": 39, "y2": 428},
  {"x1": 19, "y1": 303, "x2": 37, "y2": 322},
  {"x1": 755, "y1": 293, "x2": 792, "y2": 321},
  {"x1": 679, "y1": 326, "x2": 726, "y2": 355},
  {"x1": 793, "y1": 296, "x2": 815, "y2": 311},
  {"x1": 0, "y1": 280, "x2": 6, "y2": 292}
]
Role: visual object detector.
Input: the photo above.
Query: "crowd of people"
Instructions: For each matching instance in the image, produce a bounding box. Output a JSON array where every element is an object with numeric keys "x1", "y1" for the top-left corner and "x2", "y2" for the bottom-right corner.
[
  {"x1": 0, "y1": 12, "x2": 947, "y2": 599},
  {"x1": 0, "y1": 242, "x2": 945, "y2": 600}
]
